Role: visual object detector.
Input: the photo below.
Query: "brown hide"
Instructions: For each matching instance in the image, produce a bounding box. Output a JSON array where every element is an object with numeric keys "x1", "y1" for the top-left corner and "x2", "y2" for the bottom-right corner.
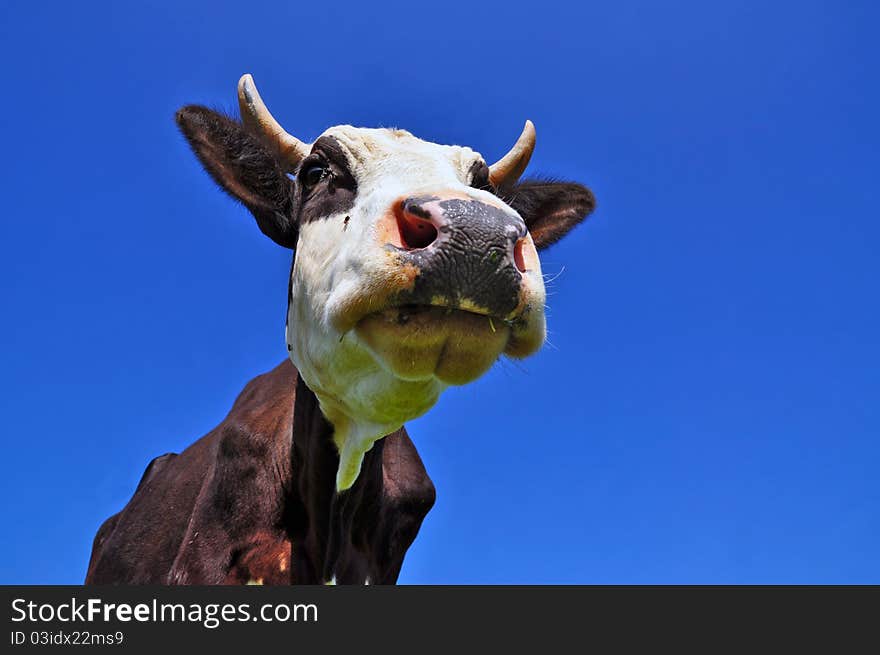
[{"x1": 85, "y1": 360, "x2": 435, "y2": 584}]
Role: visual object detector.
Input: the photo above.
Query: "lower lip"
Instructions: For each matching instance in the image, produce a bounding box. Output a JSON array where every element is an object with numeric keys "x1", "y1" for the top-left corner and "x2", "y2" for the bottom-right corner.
[{"x1": 354, "y1": 305, "x2": 512, "y2": 384}]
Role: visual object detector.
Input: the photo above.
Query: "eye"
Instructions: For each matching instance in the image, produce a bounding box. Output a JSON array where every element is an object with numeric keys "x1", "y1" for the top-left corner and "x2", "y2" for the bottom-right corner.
[
  {"x1": 300, "y1": 163, "x2": 328, "y2": 188},
  {"x1": 470, "y1": 161, "x2": 491, "y2": 190}
]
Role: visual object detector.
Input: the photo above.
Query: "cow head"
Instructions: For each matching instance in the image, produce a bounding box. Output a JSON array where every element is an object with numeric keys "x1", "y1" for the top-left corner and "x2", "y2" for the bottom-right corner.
[{"x1": 176, "y1": 75, "x2": 595, "y2": 491}]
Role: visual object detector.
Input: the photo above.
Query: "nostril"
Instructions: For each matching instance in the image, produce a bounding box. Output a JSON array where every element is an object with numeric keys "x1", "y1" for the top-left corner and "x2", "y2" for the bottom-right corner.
[
  {"x1": 396, "y1": 201, "x2": 439, "y2": 250},
  {"x1": 514, "y1": 238, "x2": 528, "y2": 273}
]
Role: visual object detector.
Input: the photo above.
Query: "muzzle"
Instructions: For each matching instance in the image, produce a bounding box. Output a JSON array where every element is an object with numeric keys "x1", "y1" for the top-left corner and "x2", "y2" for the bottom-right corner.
[{"x1": 382, "y1": 192, "x2": 537, "y2": 319}]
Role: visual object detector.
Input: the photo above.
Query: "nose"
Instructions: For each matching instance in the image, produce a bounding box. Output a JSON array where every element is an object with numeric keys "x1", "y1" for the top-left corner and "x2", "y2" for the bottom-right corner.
[
  {"x1": 393, "y1": 195, "x2": 528, "y2": 263},
  {"x1": 383, "y1": 193, "x2": 533, "y2": 318}
]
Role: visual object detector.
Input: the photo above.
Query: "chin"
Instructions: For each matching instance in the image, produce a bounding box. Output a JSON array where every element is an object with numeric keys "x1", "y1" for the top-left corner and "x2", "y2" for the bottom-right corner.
[{"x1": 354, "y1": 303, "x2": 544, "y2": 385}]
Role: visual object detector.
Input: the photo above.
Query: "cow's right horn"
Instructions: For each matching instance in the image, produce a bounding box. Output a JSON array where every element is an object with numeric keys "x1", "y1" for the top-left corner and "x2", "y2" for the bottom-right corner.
[
  {"x1": 238, "y1": 74, "x2": 310, "y2": 172},
  {"x1": 488, "y1": 120, "x2": 536, "y2": 188}
]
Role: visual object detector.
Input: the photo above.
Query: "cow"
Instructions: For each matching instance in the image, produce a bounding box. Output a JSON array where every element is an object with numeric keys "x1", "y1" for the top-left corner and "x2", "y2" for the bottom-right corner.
[{"x1": 85, "y1": 74, "x2": 595, "y2": 584}]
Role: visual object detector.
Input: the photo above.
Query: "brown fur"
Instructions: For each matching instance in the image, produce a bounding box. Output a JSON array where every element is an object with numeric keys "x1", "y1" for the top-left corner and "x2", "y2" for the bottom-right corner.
[{"x1": 85, "y1": 360, "x2": 435, "y2": 584}]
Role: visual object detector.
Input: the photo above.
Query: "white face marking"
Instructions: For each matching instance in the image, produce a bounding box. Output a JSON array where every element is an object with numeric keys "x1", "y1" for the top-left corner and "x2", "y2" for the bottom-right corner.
[{"x1": 286, "y1": 127, "x2": 547, "y2": 490}]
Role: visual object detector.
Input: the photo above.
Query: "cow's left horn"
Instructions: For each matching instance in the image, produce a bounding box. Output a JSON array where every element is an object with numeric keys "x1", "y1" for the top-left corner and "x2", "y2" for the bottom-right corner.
[
  {"x1": 488, "y1": 120, "x2": 536, "y2": 187},
  {"x1": 238, "y1": 74, "x2": 310, "y2": 172}
]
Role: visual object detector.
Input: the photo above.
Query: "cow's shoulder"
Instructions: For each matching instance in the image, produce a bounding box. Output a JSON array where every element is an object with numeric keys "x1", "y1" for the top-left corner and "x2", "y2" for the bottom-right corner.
[
  {"x1": 135, "y1": 452, "x2": 177, "y2": 491},
  {"x1": 86, "y1": 360, "x2": 298, "y2": 584},
  {"x1": 210, "y1": 359, "x2": 299, "y2": 520},
  {"x1": 164, "y1": 360, "x2": 300, "y2": 582}
]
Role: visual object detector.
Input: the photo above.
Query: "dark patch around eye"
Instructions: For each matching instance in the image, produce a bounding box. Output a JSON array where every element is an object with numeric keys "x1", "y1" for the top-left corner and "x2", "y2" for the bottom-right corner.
[
  {"x1": 293, "y1": 136, "x2": 358, "y2": 225},
  {"x1": 468, "y1": 160, "x2": 493, "y2": 192}
]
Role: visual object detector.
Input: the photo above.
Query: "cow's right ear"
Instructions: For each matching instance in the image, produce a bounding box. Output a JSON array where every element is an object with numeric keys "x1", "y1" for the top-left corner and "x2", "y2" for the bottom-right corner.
[{"x1": 175, "y1": 105, "x2": 298, "y2": 249}]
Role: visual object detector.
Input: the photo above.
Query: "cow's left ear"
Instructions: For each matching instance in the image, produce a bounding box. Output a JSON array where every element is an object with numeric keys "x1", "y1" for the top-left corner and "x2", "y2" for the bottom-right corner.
[{"x1": 505, "y1": 180, "x2": 596, "y2": 250}]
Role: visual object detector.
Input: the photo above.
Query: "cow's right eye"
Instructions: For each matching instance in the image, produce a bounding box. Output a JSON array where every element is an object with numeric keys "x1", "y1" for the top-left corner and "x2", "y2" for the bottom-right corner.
[
  {"x1": 469, "y1": 161, "x2": 492, "y2": 191},
  {"x1": 301, "y1": 163, "x2": 327, "y2": 188}
]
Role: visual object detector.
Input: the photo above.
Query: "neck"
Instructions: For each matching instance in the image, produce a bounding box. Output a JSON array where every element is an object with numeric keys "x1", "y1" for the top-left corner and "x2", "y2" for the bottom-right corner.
[
  {"x1": 287, "y1": 370, "x2": 436, "y2": 584},
  {"x1": 286, "y1": 290, "x2": 446, "y2": 491},
  {"x1": 289, "y1": 352, "x2": 445, "y2": 492}
]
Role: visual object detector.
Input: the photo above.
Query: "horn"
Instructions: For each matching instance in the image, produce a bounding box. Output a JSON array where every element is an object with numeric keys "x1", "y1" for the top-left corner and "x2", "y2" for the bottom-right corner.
[
  {"x1": 488, "y1": 120, "x2": 536, "y2": 187},
  {"x1": 237, "y1": 74, "x2": 310, "y2": 172}
]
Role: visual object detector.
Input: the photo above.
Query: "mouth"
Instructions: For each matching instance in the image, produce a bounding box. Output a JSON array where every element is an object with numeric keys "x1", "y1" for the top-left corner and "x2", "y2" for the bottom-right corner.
[
  {"x1": 381, "y1": 302, "x2": 508, "y2": 326},
  {"x1": 354, "y1": 303, "x2": 512, "y2": 385}
]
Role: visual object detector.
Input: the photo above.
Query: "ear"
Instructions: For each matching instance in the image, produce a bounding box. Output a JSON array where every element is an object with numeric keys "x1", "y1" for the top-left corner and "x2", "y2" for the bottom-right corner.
[
  {"x1": 505, "y1": 179, "x2": 596, "y2": 250},
  {"x1": 175, "y1": 105, "x2": 298, "y2": 249}
]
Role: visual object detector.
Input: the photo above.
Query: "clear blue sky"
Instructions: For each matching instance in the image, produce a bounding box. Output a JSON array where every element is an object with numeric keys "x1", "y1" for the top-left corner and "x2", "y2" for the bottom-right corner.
[{"x1": 1, "y1": 1, "x2": 877, "y2": 584}]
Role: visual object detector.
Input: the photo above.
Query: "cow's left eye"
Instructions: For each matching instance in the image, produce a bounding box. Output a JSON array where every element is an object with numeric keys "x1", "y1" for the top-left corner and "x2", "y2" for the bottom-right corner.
[{"x1": 301, "y1": 163, "x2": 327, "y2": 188}]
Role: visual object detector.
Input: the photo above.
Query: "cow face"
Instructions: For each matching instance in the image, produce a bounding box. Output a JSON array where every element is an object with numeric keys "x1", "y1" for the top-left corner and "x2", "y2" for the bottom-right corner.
[{"x1": 177, "y1": 75, "x2": 595, "y2": 490}]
